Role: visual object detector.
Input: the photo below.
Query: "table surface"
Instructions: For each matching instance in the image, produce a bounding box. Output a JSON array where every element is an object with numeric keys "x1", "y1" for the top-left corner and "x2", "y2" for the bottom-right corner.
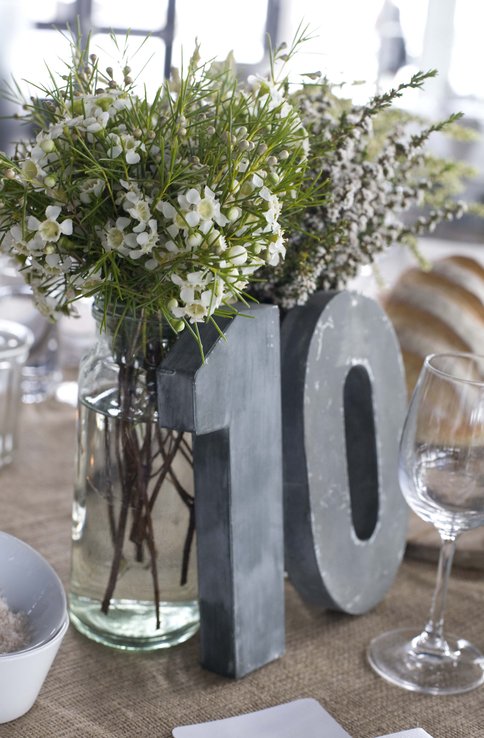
[{"x1": 1, "y1": 398, "x2": 484, "y2": 738}]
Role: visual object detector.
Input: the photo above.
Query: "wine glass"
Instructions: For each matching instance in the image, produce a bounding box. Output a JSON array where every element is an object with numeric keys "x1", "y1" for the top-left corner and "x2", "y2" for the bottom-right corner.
[{"x1": 368, "y1": 352, "x2": 484, "y2": 695}]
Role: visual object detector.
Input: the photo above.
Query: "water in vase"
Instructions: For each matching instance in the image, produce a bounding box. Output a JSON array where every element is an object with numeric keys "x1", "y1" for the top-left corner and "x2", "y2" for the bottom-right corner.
[{"x1": 69, "y1": 394, "x2": 199, "y2": 651}]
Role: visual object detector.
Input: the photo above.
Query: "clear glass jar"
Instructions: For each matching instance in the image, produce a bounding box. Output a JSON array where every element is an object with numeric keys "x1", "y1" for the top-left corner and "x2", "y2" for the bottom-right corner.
[{"x1": 68, "y1": 302, "x2": 198, "y2": 651}]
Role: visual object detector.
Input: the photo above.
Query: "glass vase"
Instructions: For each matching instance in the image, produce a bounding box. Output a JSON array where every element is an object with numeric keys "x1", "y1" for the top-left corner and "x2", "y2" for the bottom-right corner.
[{"x1": 68, "y1": 302, "x2": 199, "y2": 651}]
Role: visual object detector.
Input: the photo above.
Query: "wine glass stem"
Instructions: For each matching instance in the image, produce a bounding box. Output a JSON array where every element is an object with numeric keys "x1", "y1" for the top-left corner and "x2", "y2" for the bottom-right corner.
[{"x1": 423, "y1": 535, "x2": 457, "y2": 646}]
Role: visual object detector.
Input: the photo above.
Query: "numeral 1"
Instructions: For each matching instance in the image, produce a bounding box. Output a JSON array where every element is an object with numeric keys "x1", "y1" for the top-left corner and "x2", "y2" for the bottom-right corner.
[{"x1": 157, "y1": 305, "x2": 284, "y2": 677}]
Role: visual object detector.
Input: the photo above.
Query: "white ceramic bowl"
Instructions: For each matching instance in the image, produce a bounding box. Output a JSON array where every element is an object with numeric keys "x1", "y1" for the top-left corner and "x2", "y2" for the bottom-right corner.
[{"x1": 0, "y1": 532, "x2": 68, "y2": 723}]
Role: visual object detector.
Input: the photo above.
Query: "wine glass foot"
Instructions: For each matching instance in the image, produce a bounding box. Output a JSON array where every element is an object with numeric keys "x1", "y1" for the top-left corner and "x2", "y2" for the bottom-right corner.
[{"x1": 368, "y1": 627, "x2": 484, "y2": 695}]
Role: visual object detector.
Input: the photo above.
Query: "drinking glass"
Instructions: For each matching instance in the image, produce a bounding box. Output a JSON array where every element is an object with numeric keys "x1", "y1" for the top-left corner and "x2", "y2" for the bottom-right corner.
[
  {"x1": 0, "y1": 319, "x2": 33, "y2": 467},
  {"x1": 0, "y1": 284, "x2": 61, "y2": 403},
  {"x1": 368, "y1": 352, "x2": 484, "y2": 695}
]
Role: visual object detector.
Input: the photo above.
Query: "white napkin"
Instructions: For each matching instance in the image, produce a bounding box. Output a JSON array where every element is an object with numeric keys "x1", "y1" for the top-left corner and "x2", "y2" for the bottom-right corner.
[
  {"x1": 172, "y1": 700, "x2": 434, "y2": 738},
  {"x1": 377, "y1": 732, "x2": 433, "y2": 738},
  {"x1": 172, "y1": 698, "x2": 352, "y2": 737}
]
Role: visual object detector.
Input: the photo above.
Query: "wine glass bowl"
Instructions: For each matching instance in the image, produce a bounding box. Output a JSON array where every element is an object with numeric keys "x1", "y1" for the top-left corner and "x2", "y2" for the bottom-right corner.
[{"x1": 368, "y1": 352, "x2": 484, "y2": 695}]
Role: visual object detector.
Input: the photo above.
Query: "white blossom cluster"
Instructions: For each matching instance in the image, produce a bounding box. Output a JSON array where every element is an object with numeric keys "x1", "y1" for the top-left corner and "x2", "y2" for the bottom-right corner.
[
  {"x1": 251, "y1": 77, "x2": 469, "y2": 310},
  {"x1": 0, "y1": 47, "x2": 307, "y2": 328}
]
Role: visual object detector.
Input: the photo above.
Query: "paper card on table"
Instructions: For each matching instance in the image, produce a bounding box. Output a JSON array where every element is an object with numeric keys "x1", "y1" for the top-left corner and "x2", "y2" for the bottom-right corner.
[
  {"x1": 376, "y1": 730, "x2": 434, "y2": 738},
  {"x1": 172, "y1": 698, "x2": 352, "y2": 737}
]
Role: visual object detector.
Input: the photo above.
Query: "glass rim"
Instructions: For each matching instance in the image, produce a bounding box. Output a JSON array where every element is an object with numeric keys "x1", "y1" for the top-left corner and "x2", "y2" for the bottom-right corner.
[
  {"x1": 0, "y1": 319, "x2": 34, "y2": 359},
  {"x1": 425, "y1": 351, "x2": 484, "y2": 387}
]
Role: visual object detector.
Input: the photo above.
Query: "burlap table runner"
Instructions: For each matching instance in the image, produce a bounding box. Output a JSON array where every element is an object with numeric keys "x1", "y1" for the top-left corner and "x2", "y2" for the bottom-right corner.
[{"x1": 1, "y1": 400, "x2": 483, "y2": 738}]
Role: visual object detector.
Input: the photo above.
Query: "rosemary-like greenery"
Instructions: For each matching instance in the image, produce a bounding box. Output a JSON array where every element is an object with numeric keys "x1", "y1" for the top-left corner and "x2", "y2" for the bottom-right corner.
[{"x1": 0, "y1": 29, "x2": 315, "y2": 349}]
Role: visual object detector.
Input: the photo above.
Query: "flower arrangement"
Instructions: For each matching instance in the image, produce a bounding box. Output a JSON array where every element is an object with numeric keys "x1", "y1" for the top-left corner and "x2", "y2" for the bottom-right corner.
[
  {"x1": 0, "y1": 28, "x2": 472, "y2": 328},
  {"x1": 0, "y1": 33, "x2": 310, "y2": 345},
  {"x1": 250, "y1": 70, "x2": 476, "y2": 310}
]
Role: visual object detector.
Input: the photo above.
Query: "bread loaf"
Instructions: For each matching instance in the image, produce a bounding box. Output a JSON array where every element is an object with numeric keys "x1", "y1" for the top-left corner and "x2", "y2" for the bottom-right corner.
[{"x1": 383, "y1": 255, "x2": 484, "y2": 395}]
